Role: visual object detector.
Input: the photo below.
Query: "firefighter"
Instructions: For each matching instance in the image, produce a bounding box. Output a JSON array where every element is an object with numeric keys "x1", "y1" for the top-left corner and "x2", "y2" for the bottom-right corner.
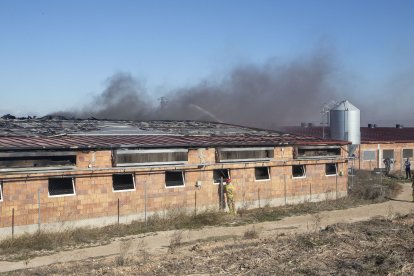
[
  {"x1": 224, "y1": 178, "x2": 236, "y2": 214},
  {"x1": 404, "y1": 158, "x2": 411, "y2": 179},
  {"x1": 383, "y1": 157, "x2": 391, "y2": 176}
]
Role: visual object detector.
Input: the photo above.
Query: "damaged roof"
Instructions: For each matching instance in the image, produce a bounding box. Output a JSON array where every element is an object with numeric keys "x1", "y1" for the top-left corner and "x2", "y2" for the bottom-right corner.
[
  {"x1": 0, "y1": 118, "x2": 347, "y2": 150},
  {"x1": 0, "y1": 118, "x2": 276, "y2": 137}
]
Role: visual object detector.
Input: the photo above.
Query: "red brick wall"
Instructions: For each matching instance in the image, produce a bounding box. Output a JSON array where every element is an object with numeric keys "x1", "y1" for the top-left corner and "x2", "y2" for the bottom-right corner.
[
  {"x1": 356, "y1": 142, "x2": 414, "y2": 171},
  {"x1": 0, "y1": 146, "x2": 348, "y2": 229}
]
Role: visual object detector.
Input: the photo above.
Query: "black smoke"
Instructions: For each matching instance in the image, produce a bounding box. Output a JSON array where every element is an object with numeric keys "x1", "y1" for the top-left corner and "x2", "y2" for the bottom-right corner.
[{"x1": 52, "y1": 51, "x2": 341, "y2": 128}]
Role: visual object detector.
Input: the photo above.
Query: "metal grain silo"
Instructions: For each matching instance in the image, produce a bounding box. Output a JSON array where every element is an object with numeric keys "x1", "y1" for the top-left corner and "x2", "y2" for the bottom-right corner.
[{"x1": 329, "y1": 100, "x2": 360, "y2": 144}]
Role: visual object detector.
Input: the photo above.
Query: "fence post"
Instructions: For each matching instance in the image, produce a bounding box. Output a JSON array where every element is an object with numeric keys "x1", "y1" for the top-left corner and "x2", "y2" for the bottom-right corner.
[
  {"x1": 12, "y1": 208, "x2": 14, "y2": 239},
  {"x1": 37, "y1": 189, "x2": 41, "y2": 231},
  {"x1": 335, "y1": 173, "x2": 338, "y2": 199},
  {"x1": 144, "y1": 178, "x2": 147, "y2": 226},
  {"x1": 309, "y1": 181, "x2": 312, "y2": 202},
  {"x1": 117, "y1": 198, "x2": 120, "y2": 225},
  {"x1": 284, "y1": 174, "x2": 287, "y2": 205},
  {"x1": 194, "y1": 191, "x2": 197, "y2": 215},
  {"x1": 219, "y1": 177, "x2": 224, "y2": 210}
]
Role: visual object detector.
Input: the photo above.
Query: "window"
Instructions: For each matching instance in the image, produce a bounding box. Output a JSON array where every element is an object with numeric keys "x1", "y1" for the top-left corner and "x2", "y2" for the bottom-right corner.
[
  {"x1": 213, "y1": 169, "x2": 230, "y2": 184},
  {"x1": 115, "y1": 149, "x2": 188, "y2": 166},
  {"x1": 325, "y1": 164, "x2": 337, "y2": 176},
  {"x1": 0, "y1": 182, "x2": 3, "y2": 202},
  {"x1": 165, "y1": 171, "x2": 185, "y2": 187},
  {"x1": 48, "y1": 177, "x2": 75, "y2": 197},
  {"x1": 383, "y1": 150, "x2": 394, "y2": 159},
  {"x1": 217, "y1": 147, "x2": 274, "y2": 162},
  {"x1": 112, "y1": 174, "x2": 135, "y2": 192},
  {"x1": 255, "y1": 167, "x2": 270, "y2": 181},
  {"x1": 292, "y1": 165, "x2": 306, "y2": 178},
  {"x1": 363, "y1": 151, "x2": 376, "y2": 161},
  {"x1": 403, "y1": 149, "x2": 413, "y2": 159},
  {"x1": 0, "y1": 151, "x2": 76, "y2": 171},
  {"x1": 296, "y1": 146, "x2": 340, "y2": 158}
]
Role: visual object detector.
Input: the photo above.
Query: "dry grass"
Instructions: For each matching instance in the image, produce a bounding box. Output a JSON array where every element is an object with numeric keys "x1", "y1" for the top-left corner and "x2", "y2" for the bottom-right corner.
[
  {"x1": 349, "y1": 170, "x2": 400, "y2": 200},
  {"x1": 8, "y1": 213, "x2": 414, "y2": 275}
]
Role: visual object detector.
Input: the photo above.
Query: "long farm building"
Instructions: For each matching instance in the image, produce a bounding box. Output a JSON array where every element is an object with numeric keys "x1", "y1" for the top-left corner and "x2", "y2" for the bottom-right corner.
[{"x1": 0, "y1": 119, "x2": 349, "y2": 237}]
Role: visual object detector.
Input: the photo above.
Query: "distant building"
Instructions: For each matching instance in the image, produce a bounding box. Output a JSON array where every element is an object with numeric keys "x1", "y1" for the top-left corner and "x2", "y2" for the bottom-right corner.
[
  {"x1": 0, "y1": 119, "x2": 348, "y2": 237},
  {"x1": 278, "y1": 124, "x2": 414, "y2": 172}
]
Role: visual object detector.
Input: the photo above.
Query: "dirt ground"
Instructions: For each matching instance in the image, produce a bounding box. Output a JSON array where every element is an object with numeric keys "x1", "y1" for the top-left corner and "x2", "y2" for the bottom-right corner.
[{"x1": 1, "y1": 182, "x2": 413, "y2": 275}]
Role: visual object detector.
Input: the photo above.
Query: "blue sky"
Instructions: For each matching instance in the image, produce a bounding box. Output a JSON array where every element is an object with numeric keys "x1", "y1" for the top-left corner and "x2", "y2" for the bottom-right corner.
[{"x1": 1, "y1": 0, "x2": 414, "y2": 123}]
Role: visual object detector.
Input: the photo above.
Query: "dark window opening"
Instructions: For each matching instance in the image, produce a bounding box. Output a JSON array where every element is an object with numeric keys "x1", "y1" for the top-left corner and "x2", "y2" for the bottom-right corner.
[
  {"x1": 325, "y1": 164, "x2": 337, "y2": 175},
  {"x1": 255, "y1": 167, "x2": 270, "y2": 180},
  {"x1": 383, "y1": 150, "x2": 394, "y2": 159},
  {"x1": 403, "y1": 149, "x2": 413, "y2": 159},
  {"x1": 113, "y1": 174, "x2": 135, "y2": 191},
  {"x1": 165, "y1": 171, "x2": 185, "y2": 187},
  {"x1": 218, "y1": 148, "x2": 274, "y2": 162},
  {"x1": 297, "y1": 147, "x2": 341, "y2": 158},
  {"x1": 116, "y1": 150, "x2": 188, "y2": 166},
  {"x1": 292, "y1": 165, "x2": 306, "y2": 178},
  {"x1": 0, "y1": 155, "x2": 76, "y2": 169},
  {"x1": 48, "y1": 178, "x2": 75, "y2": 196},
  {"x1": 213, "y1": 169, "x2": 230, "y2": 184}
]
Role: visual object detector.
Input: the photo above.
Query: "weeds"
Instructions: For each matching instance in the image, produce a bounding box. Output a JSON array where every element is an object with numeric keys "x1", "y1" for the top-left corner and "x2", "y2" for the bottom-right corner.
[
  {"x1": 168, "y1": 230, "x2": 183, "y2": 253},
  {"x1": 349, "y1": 170, "x2": 400, "y2": 200},
  {"x1": 386, "y1": 204, "x2": 395, "y2": 220},
  {"x1": 243, "y1": 226, "x2": 259, "y2": 239},
  {"x1": 9, "y1": 213, "x2": 414, "y2": 275},
  {"x1": 136, "y1": 239, "x2": 149, "y2": 264},
  {"x1": 309, "y1": 213, "x2": 322, "y2": 233},
  {"x1": 115, "y1": 240, "x2": 131, "y2": 266}
]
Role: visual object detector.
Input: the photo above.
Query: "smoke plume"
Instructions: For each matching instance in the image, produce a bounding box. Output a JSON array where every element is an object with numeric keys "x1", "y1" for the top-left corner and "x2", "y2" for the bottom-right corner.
[{"x1": 53, "y1": 51, "x2": 341, "y2": 128}]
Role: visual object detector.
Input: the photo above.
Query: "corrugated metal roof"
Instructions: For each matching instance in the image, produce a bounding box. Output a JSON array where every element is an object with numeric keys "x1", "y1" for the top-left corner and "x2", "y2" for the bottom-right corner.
[
  {"x1": 360, "y1": 127, "x2": 414, "y2": 143},
  {"x1": 0, "y1": 134, "x2": 345, "y2": 151},
  {"x1": 0, "y1": 119, "x2": 347, "y2": 150},
  {"x1": 0, "y1": 119, "x2": 278, "y2": 137},
  {"x1": 278, "y1": 126, "x2": 414, "y2": 143}
]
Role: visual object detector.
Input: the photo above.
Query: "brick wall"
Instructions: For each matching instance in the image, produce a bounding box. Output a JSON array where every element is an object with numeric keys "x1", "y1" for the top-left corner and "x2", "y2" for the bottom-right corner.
[
  {"x1": 356, "y1": 142, "x2": 414, "y2": 171},
  {"x1": 0, "y1": 146, "x2": 348, "y2": 232}
]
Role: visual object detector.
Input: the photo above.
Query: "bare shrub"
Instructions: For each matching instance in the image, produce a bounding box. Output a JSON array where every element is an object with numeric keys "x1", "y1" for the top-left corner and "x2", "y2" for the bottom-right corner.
[
  {"x1": 115, "y1": 240, "x2": 132, "y2": 266},
  {"x1": 168, "y1": 230, "x2": 183, "y2": 253},
  {"x1": 311, "y1": 213, "x2": 322, "y2": 233},
  {"x1": 386, "y1": 204, "x2": 395, "y2": 221},
  {"x1": 136, "y1": 239, "x2": 149, "y2": 264},
  {"x1": 244, "y1": 226, "x2": 259, "y2": 239},
  {"x1": 349, "y1": 170, "x2": 400, "y2": 201}
]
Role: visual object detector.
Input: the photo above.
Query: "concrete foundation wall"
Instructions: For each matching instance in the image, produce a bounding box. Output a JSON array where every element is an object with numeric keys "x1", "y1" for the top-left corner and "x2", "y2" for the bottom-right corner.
[{"x1": 0, "y1": 190, "x2": 348, "y2": 240}]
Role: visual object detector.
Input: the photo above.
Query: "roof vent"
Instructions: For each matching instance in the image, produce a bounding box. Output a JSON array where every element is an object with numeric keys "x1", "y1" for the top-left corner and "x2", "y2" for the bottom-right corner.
[
  {"x1": 396, "y1": 124, "x2": 404, "y2": 129},
  {"x1": 301, "y1": 122, "x2": 313, "y2": 128},
  {"x1": 368, "y1": 123, "x2": 375, "y2": 128}
]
